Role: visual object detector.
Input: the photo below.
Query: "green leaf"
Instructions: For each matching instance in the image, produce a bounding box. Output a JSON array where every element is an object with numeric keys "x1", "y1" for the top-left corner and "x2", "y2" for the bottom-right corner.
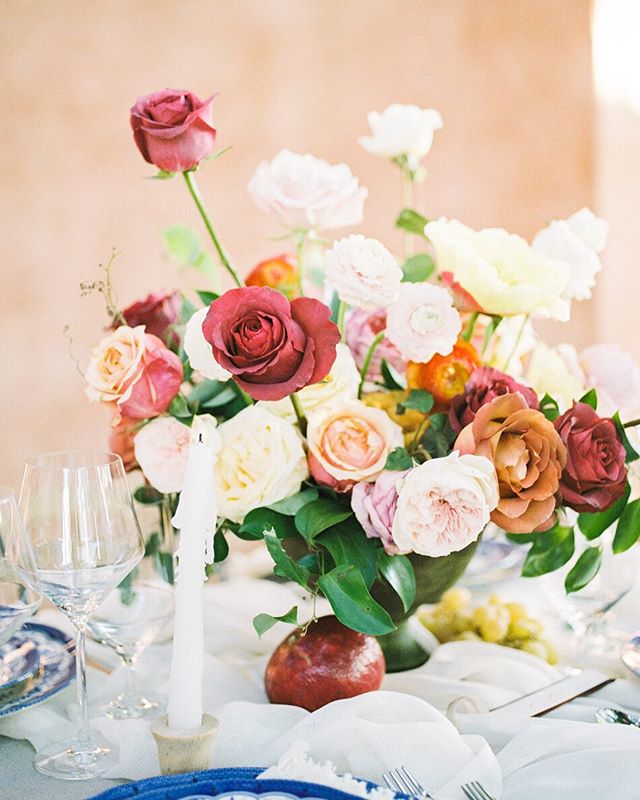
[
  {"x1": 180, "y1": 295, "x2": 197, "y2": 325},
  {"x1": 268, "y1": 488, "x2": 319, "y2": 516},
  {"x1": 613, "y1": 412, "x2": 639, "y2": 463},
  {"x1": 264, "y1": 529, "x2": 310, "y2": 588},
  {"x1": 168, "y1": 395, "x2": 192, "y2": 420},
  {"x1": 164, "y1": 224, "x2": 219, "y2": 289},
  {"x1": 213, "y1": 529, "x2": 229, "y2": 562},
  {"x1": 565, "y1": 546, "x2": 602, "y2": 593},
  {"x1": 197, "y1": 290, "x2": 219, "y2": 306},
  {"x1": 506, "y1": 532, "x2": 539, "y2": 544},
  {"x1": 376, "y1": 551, "x2": 416, "y2": 613},
  {"x1": 579, "y1": 389, "x2": 598, "y2": 409},
  {"x1": 395, "y1": 208, "x2": 429, "y2": 237},
  {"x1": 540, "y1": 394, "x2": 560, "y2": 422},
  {"x1": 150, "y1": 169, "x2": 175, "y2": 180},
  {"x1": 421, "y1": 413, "x2": 456, "y2": 458},
  {"x1": 319, "y1": 518, "x2": 379, "y2": 587},
  {"x1": 401, "y1": 253, "x2": 435, "y2": 283},
  {"x1": 578, "y1": 483, "x2": 631, "y2": 540},
  {"x1": 329, "y1": 291, "x2": 340, "y2": 324},
  {"x1": 397, "y1": 389, "x2": 434, "y2": 415},
  {"x1": 134, "y1": 486, "x2": 165, "y2": 505},
  {"x1": 238, "y1": 507, "x2": 297, "y2": 540},
  {"x1": 156, "y1": 551, "x2": 175, "y2": 584},
  {"x1": 186, "y1": 380, "x2": 228, "y2": 411},
  {"x1": 481, "y1": 316, "x2": 503, "y2": 355},
  {"x1": 318, "y1": 565, "x2": 396, "y2": 635},
  {"x1": 613, "y1": 498, "x2": 640, "y2": 553},
  {"x1": 380, "y1": 359, "x2": 404, "y2": 390},
  {"x1": 144, "y1": 532, "x2": 161, "y2": 556},
  {"x1": 253, "y1": 605, "x2": 299, "y2": 637},
  {"x1": 294, "y1": 498, "x2": 353, "y2": 545},
  {"x1": 384, "y1": 447, "x2": 413, "y2": 471},
  {"x1": 522, "y1": 526, "x2": 575, "y2": 577}
]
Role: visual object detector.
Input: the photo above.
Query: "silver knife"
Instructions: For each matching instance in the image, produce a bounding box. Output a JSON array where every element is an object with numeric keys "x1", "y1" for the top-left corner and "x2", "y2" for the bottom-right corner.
[{"x1": 489, "y1": 668, "x2": 614, "y2": 717}]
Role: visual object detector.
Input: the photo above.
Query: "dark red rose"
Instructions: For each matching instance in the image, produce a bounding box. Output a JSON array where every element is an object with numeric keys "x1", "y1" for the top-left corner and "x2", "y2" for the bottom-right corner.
[
  {"x1": 450, "y1": 366, "x2": 539, "y2": 433},
  {"x1": 118, "y1": 290, "x2": 181, "y2": 346},
  {"x1": 202, "y1": 286, "x2": 340, "y2": 401},
  {"x1": 554, "y1": 402, "x2": 627, "y2": 513},
  {"x1": 130, "y1": 89, "x2": 217, "y2": 173}
]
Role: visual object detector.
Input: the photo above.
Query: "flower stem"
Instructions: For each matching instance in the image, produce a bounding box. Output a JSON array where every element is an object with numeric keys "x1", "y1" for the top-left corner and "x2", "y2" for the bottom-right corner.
[
  {"x1": 182, "y1": 170, "x2": 243, "y2": 288},
  {"x1": 295, "y1": 231, "x2": 306, "y2": 297},
  {"x1": 461, "y1": 311, "x2": 479, "y2": 343},
  {"x1": 290, "y1": 393, "x2": 308, "y2": 437},
  {"x1": 502, "y1": 314, "x2": 529, "y2": 373},
  {"x1": 337, "y1": 301, "x2": 348, "y2": 342},
  {"x1": 623, "y1": 418, "x2": 640, "y2": 428},
  {"x1": 401, "y1": 171, "x2": 414, "y2": 260},
  {"x1": 357, "y1": 330, "x2": 385, "y2": 399}
]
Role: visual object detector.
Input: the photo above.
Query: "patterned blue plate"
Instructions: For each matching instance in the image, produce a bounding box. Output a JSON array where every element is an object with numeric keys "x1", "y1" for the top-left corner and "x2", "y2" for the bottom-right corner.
[
  {"x1": 0, "y1": 622, "x2": 75, "y2": 718},
  {"x1": 88, "y1": 766, "x2": 400, "y2": 800},
  {"x1": 0, "y1": 636, "x2": 40, "y2": 692}
]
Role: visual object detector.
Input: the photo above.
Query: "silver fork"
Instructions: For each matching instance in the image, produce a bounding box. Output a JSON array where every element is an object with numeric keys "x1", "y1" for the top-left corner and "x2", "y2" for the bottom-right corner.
[
  {"x1": 382, "y1": 766, "x2": 434, "y2": 799},
  {"x1": 461, "y1": 780, "x2": 496, "y2": 800}
]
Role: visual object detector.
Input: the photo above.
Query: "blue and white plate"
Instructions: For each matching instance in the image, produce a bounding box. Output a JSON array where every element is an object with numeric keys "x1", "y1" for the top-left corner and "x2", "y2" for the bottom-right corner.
[
  {"x1": 0, "y1": 622, "x2": 75, "y2": 718},
  {"x1": 0, "y1": 637, "x2": 40, "y2": 693},
  {"x1": 88, "y1": 767, "x2": 403, "y2": 800}
]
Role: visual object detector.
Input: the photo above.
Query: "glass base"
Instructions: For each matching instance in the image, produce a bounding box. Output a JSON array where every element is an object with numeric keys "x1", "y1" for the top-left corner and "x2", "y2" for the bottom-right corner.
[
  {"x1": 34, "y1": 735, "x2": 116, "y2": 780},
  {"x1": 101, "y1": 690, "x2": 163, "y2": 720}
]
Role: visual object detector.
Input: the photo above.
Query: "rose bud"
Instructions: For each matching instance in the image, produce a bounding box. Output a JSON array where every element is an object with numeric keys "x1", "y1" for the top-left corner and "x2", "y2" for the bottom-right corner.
[
  {"x1": 130, "y1": 89, "x2": 217, "y2": 173},
  {"x1": 245, "y1": 254, "x2": 298, "y2": 299}
]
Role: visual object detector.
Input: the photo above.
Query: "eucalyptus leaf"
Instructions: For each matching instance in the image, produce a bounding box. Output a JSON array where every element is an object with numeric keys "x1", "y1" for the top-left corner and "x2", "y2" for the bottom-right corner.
[
  {"x1": 264, "y1": 529, "x2": 310, "y2": 588},
  {"x1": 318, "y1": 565, "x2": 396, "y2": 635},
  {"x1": 253, "y1": 605, "x2": 299, "y2": 637},
  {"x1": 612, "y1": 498, "x2": 640, "y2": 553},
  {"x1": 376, "y1": 551, "x2": 416, "y2": 613},
  {"x1": 521, "y1": 526, "x2": 575, "y2": 577},
  {"x1": 578, "y1": 483, "x2": 630, "y2": 540},
  {"x1": 565, "y1": 546, "x2": 602, "y2": 593}
]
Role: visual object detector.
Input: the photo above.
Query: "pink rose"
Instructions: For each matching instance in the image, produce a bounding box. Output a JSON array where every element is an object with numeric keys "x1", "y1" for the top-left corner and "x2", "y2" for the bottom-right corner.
[
  {"x1": 133, "y1": 416, "x2": 192, "y2": 494},
  {"x1": 118, "y1": 334, "x2": 183, "y2": 420},
  {"x1": 118, "y1": 290, "x2": 181, "y2": 346},
  {"x1": 130, "y1": 89, "x2": 217, "y2": 173},
  {"x1": 346, "y1": 308, "x2": 406, "y2": 383},
  {"x1": 351, "y1": 471, "x2": 406, "y2": 554},
  {"x1": 202, "y1": 286, "x2": 340, "y2": 401}
]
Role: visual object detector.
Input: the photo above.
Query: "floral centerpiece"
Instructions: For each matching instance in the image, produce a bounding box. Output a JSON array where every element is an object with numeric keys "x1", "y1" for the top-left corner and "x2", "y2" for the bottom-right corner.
[{"x1": 83, "y1": 89, "x2": 640, "y2": 671}]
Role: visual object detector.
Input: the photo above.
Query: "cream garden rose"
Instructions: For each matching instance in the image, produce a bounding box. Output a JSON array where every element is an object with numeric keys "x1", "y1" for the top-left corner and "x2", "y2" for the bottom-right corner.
[
  {"x1": 85, "y1": 324, "x2": 146, "y2": 404},
  {"x1": 425, "y1": 218, "x2": 571, "y2": 319},
  {"x1": 183, "y1": 306, "x2": 231, "y2": 381},
  {"x1": 324, "y1": 234, "x2": 402, "y2": 310},
  {"x1": 359, "y1": 103, "x2": 443, "y2": 173},
  {"x1": 216, "y1": 405, "x2": 308, "y2": 522},
  {"x1": 392, "y1": 452, "x2": 498, "y2": 557}
]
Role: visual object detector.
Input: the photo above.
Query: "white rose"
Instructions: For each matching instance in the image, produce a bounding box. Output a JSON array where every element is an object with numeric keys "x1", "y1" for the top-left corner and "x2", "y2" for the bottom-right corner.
[
  {"x1": 392, "y1": 452, "x2": 498, "y2": 557},
  {"x1": 533, "y1": 207, "x2": 609, "y2": 301},
  {"x1": 324, "y1": 234, "x2": 402, "y2": 310},
  {"x1": 526, "y1": 341, "x2": 586, "y2": 412},
  {"x1": 216, "y1": 405, "x2": 308, "y2": 522},
  {"x1": 359, "y1": 103, "x2": 443, "y2": 170},
  {"x1": 425, "y1": 218, "x2": 571, "y2": 320},
  {"x1": 248, "y1": 149, "x2": 367, "y2": 232},
  {"x1": 85, "y1": 325, "x2": 146, "y2": 404},
  {"x1": 183, "y1": 307, "x2": 231, "y2": 381},
  {"x1": 260, "y1": 344, "x2": 360, "y2": 420}
]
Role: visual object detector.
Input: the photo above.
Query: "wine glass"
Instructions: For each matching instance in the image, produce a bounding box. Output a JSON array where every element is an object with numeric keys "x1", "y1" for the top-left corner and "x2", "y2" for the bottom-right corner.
[
  {"x1": 87, "y1": 580, "x2": 174, "y2": 719},
  {"x1": 0, "y1": 487, "x2": 41, "y2": 684},
  {"x1": 13, "y1": 452, "x2": 145, "y2": 781}
]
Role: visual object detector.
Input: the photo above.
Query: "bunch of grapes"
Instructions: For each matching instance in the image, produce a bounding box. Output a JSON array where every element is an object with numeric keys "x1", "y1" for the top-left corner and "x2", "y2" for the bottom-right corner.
[{"x1": 416, "y1": 587, "x2": 557, "y2": 664}]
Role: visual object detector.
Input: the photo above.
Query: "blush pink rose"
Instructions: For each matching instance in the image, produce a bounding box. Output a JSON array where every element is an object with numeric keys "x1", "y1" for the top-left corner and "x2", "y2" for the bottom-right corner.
[
  {"x1": 346, "y1": 308, "x2": 406, "y2": 383},
  {"x1": 130, "y1": 89, "x2": 217, "y2": 173},
  {"x1": 351, "y1": 470, "x2": 407, "y2": 554},
  {"x1": 118, "y1": 334, "x2": 183, "y2": 421},
  {"x1": 202, "y1": 286, "x2": 340, "y2": 401},
  {"x1": 118, "y1": 289, "x2": 181, "y2": 346},
  {"x1": 133, "y1": 416, "x2": 192, "y2": 494}
]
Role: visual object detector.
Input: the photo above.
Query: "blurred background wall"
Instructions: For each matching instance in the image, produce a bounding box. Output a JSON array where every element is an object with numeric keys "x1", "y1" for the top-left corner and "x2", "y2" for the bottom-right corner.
[{"x1": 0, "y1": 0, "x2": 638, "y2": 486}]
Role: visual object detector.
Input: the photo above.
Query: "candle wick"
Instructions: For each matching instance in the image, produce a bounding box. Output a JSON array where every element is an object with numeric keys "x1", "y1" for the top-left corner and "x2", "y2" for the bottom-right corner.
[{"x1": 198, "y1": 433, "x2": 204, "y2": 443}]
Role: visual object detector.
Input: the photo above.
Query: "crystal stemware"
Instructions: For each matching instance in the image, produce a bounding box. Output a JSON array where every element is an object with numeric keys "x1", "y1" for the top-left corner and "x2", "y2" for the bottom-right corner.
[
  {"x1": 88, "y1": 580, "x2": 174, "y2": 719},
  {"x1": 13, "y1": 451, "x2": 144, "y2": 781}
]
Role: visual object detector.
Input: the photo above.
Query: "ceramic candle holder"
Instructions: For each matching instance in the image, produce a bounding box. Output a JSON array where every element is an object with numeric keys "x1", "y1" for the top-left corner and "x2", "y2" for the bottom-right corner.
[{"x1": 151, "y1": 713, "x2": 220, "y2": 775}]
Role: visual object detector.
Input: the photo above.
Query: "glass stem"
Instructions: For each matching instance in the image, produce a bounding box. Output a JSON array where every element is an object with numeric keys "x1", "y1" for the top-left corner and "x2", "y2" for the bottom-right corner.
[
  {"x1": 74, "y1": 625, "x2": 91, "y2": 750},
  {"x1": 122, "y1": 655, "x2": 137, "y2": 701}
]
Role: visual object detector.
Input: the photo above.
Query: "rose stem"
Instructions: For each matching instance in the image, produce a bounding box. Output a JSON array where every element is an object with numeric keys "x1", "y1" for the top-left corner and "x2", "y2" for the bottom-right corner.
[
  {"x1": 461, "y1": 311, "x2": 479, "y2": 343},
  {"x1": 357, "y1": 330, "x2": 386, "y2": 399},
  {"x1": 182, "y1": 170, "x2": 243, "y2": 288},
  {"x1": 401, "y1": 169, "x2": 414, "y2": 260},
  {"x1": 623, "y1": 418, "x2": 640, "y2": 428},
  {"x1": 295, "y1": 231, "x2": 306, "y2": 296},
  {"x1": 502, "y1": 313, "x2": 529, "y2": 372},
  {"x1": 336, "y1": 300, "x2": 348, "y2": 342},
  {"x1": 289, "y1": 393, "x2": 308, "y2": 437}
]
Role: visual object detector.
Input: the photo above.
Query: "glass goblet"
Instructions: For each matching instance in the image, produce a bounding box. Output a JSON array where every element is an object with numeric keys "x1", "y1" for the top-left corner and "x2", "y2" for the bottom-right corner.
[
  {"x1": 88, "y1": 580, "x2": 174, "y2": 719},
  {"x1": 14, "y1": 451, "x2": 144, "y2": 781}
]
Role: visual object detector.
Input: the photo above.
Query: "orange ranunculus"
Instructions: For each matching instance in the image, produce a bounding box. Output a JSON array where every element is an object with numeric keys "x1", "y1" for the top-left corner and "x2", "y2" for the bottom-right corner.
[
  {"x1": 406, "y1": 339, "x2": 481, "y2": 407},
  {"x1": 245, "y1": 254, "x2": 298, "y2": 299},
  {"x1": 454, "y1": 393, "x2": 567, "y2": 534}
]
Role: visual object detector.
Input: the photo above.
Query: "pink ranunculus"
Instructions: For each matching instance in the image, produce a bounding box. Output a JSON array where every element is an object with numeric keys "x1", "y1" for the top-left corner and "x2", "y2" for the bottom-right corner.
[
  {"x1": 202, "y1": 286, "x2": 340, "y2": 402},
  {"x1": 580, "y1": 344, "x2": 640, "y2": 421},
  {"x1": 351, "y1": 470, "x2": 407, "y2": 554},
  {"x1": 449, "y1": 367, "x2": 540, "y2": 434},
  {"x1": 133, "y1": 416, "x2": 192, "y2": 494},
  {"x1": 118, "y1": 290, "x2": 181, "y2": 346},
  {"x1": 346, "y1": 308, "x2": 407, "y2": 383},
  {"x1": 130, "y1": 89, "x2": 217, "y2": 173},
  {"x1": 118, "y1": 334, "x2": 183, "y2": 421}
]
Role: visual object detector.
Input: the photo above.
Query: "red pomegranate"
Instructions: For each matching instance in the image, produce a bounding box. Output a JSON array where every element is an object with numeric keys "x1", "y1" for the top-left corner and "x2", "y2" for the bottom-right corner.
[{"x1": 264, "y1": 615, "x2": 386, "y2": 711}]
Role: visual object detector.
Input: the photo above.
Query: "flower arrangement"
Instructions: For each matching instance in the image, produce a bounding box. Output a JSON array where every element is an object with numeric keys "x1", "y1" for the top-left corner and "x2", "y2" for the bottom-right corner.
[{"x1": 85, "y1": 88, "x2": 640, "y2": 641}]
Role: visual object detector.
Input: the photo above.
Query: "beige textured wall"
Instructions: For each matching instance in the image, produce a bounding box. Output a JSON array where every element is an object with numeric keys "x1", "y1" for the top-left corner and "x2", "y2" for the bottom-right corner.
[{"x1": 0, "y1": 0, "x2": 596, "y2": 486}]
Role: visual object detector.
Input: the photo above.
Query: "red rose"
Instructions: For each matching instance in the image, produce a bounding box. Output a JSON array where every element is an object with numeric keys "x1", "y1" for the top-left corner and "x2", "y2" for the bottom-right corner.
[
  {"x1": 202, "y1": 286, "x2": 340, "y2": 401},
  {"x1": 450, "y1": 366, "x2": 539, "y2": 433},
  {"x1": 119, "y1": 334, "x2": 183, "y2": 420},
  {"x1": 118, "y1": 290, "x2": 181, "y2": 346},
  {"x1": 130, "y1": 89, "x2": 217, "y2": 173},
  {"x1": 554, "y1": 402, "x2": 627, "y2": 513}
]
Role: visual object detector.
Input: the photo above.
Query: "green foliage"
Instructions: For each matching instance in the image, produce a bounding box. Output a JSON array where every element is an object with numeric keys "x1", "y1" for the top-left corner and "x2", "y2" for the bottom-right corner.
[
  {"x1": 168, "y1": 394, "x2": 192, "y2": 420},
  {"x1": 164, "y1": 224, "x2": 219, "y2": 289},
  {"x1": 319, "y1": 518, "x2": 378, "y2": 587},
  {"x1": 134, "y1": 486, "x2": 165, "y2": 505},
  {"x1": 421, "y1": 412, "x2": 456, "y2": 458},
  {"x1": 264, "y1": 529, "x2": 310, "y2": 587},
  {"x1": 213, "y1": 529, "x2": 229, "y2": 562},
  {"x1": 579, "y1": 389, "x2": 598, "y2": 409},
  {"x1": 395, "y1": 208, "x2": 429, "y2": 237},
  {"x1": 578, "y1": 483, "x2": 630, "y2": 540},
  {"x1": 376, "y1": 551, "x2": 416, "y2": 612},
  {"x1": 268, "y1": 487, "x2": 319, "y2": 515},
  {"x1": 401, "y1": 253, "x2": 435, "y2": 283},
  {"x1": 294, "y1": 497, "x2": 353, "y2": 546},
  {"x1": 613, "y1": 413, "x2": 640, "y2": 463},
  {"x1": 186, "y1": 380, "x2": 235, "y2": 413},
  {"x1": 385, "y1": 447, "x2": 413, "y2": 471},
  {"x1": 612, "y1": 498, "x2": 640, "y2": 553},
  {"x1": 196, "y1": 290, "x2": 219, "y2": 306},
  {"x1": 318, "y1": 565, "x2": 396, "y2": 635},
  {"x1": 380, "y1": 359, "x2": 404, "y2": 390},
  {"x1": 237, "y1": 507, "x2": 297, "y2": 540},
  {"x1": 565, "y1": 546, "x2": 602, "y2": 593},
  {"x1": 397, "y1": 389, "x2": 434, "y2": 415},
  {"x1": 481, "y1": 316, "x2": 503, "y2": 355},
  {"x1": 253, "y1": 605, "x2": 299, "y2": 637},
  {"x1": 521, "y1": 525, "x2": 575, "y2": 577},
  {"x1": 540, "y1": 394, "x2": 560, "y2": 422},
  {"x1": 155, "y1": 551, "x2": 175, "y2": 584}
]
